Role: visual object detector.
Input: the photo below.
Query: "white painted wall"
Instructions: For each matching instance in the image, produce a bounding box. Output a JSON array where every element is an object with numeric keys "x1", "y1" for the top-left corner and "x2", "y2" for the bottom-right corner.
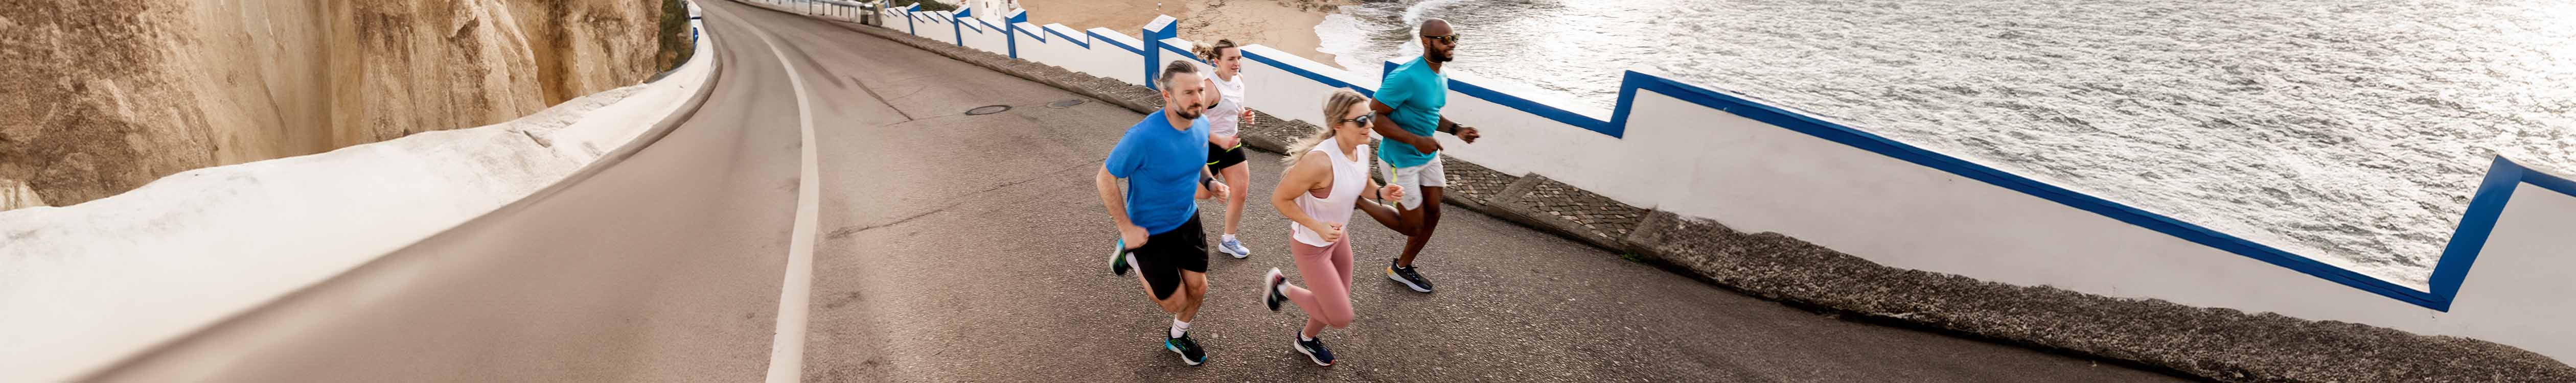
[
  {"x1": 1080, "y1": 28, "x2": 1146, "y2": 86},
  {"x1": 1018, "y1": 23, "x2": 1079, "y2": 67},
  {"x1": 1235, "y1": 45, "x2": 1375, "y2": 127},
  {"x1": 797, "y1": 5, "x2": 2576, "y2": 365},
  {"x1": 958, "y1": 17, "x2": 1009, "y2": 56},
  {"x1": 2433, "y1": 182, "x2": 2576, "y2": 361}
]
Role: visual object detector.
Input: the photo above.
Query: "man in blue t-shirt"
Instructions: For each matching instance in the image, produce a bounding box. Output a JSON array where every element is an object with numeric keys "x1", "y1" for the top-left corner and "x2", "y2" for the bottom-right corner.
[
  {"x1": 1366, "y1": 18, "x2": 1481, "y2": 295},
  {"x1": 1094, "y1": 59, "x2": 1229, "y2": 366}
]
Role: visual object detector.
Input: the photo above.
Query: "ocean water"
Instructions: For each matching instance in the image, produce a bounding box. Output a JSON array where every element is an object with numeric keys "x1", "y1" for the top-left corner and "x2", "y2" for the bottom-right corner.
[{"x1": 1316, "y1": 0, "x2": 2576, "y2": 288}]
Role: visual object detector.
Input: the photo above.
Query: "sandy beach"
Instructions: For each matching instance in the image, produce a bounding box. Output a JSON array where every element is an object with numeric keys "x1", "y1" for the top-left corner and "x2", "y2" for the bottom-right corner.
[{"x1": 1017, "y1": 0, "x2": 1344, "y2": 68}]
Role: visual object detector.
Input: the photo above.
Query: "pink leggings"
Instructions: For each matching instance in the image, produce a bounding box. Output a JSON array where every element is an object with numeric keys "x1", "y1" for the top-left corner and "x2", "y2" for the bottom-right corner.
[{"x1": 1282, "y1": 238, "x2": 1356, "y2": 338}]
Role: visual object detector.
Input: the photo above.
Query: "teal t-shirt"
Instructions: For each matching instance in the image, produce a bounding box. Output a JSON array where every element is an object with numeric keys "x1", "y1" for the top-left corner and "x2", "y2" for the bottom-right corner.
[{"x1": 1373, "y1": 57, "x2": 1448, "y2": 169}]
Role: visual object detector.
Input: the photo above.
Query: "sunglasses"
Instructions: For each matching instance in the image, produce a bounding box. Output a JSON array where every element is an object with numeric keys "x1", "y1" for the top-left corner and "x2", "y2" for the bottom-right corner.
[
  {"x1": 1424, "y1": 34, "x2": 1460, "y2": 44},
  {"x1": 1339, "y1": 114, "x2": 1375, "y2": 128}
]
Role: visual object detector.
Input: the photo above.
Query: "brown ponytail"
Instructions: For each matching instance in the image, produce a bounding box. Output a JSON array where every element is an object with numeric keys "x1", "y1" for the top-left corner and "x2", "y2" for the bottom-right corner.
[{"x1": 1199, "y1": 39, "x2": 1238, "y2": 62}]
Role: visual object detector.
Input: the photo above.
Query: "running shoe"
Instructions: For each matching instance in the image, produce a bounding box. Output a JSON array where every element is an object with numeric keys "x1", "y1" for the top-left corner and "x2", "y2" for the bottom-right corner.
[
  {"x1": 1387, "y1": 260, "x2": 1434, "y2": 293},
  {"x1": 1166, "y1": 333, "x2": 1208, "y2": 366},
  {"x1": 1264, "y1": 268, "x2": 1288, "y2": 312},
  {"x1": 1294, "y1": 332, "x2": 1336, "y2": 366},
  {"x1": 1218, "y1": 237, "x2": 1252, "y2": 258},
  {"x1": 1111, "y1": 238, "x2": 1133, "y2": 276}
]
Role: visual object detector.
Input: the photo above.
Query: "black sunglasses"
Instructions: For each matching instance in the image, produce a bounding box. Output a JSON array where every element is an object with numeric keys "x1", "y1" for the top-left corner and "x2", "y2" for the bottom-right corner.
[
  {"x1": 1424, "y1": 34, "x2": 1460, "y2": 44},
  {"x1": 1339, "y1": 114, "x2": 1375, "y2": 127}
]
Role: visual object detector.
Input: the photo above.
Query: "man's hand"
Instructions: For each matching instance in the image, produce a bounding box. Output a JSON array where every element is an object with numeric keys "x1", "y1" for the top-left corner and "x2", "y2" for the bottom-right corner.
[
  {"x1": 1410, "y1": 136, "x2": 1443, "y2": 154},
  {"x1": 1456, "y1": 125, "x2": 1481, "y2": 143},
  {"x1": 1119, "y1": 223, "x2": 1148, "y2": 249},
  {"x1": 1198, "y1": 179, "x2": 1230, "y2": 201},
  {"x1": 1307, "y1": 222, "x2": 1345, "y2": 243}
]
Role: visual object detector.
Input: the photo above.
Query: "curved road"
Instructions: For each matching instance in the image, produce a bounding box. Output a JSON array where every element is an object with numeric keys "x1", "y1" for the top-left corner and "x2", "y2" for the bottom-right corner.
[{"x1": 93, "y1": 1, "x2": 2184, "y2": 381}]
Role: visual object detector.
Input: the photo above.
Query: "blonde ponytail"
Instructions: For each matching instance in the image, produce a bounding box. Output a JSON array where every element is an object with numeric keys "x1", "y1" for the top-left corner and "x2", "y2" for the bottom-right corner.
[{"x1": 1285, "y1": 89, "x2": 1371, "y2": 164}]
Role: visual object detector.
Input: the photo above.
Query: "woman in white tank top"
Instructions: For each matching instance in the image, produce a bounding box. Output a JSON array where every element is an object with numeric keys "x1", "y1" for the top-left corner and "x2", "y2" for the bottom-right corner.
[
  {"x1": 1197, "y1": 40, "x2": 1260, "y2": 259},
  {"x1": 1260, "y1": 89, "x2": 1402, "y2": 367}
]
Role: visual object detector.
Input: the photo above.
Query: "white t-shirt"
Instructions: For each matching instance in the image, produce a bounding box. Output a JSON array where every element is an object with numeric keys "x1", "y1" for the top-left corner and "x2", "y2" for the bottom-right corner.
[{"x1": 1205, "y1": 69, "x2": 1247, "y2": 138}]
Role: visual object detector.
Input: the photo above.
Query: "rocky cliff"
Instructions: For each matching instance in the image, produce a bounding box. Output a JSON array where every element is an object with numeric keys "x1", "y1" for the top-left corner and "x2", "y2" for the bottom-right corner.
[{"x1": 0, "y1": 0, "x2": 663, "y2": 210}]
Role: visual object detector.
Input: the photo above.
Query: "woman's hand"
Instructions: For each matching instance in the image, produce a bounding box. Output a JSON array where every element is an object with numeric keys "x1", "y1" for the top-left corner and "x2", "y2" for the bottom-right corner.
[{"x1": 1306, "y1": 222, "x2": 1345, "y2": 243}]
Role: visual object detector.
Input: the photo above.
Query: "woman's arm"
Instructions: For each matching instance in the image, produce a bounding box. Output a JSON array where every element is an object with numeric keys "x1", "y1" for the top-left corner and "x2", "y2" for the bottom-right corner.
[{"x1": 1270, "y1": 155, "x2": 1333, "y2": 231}]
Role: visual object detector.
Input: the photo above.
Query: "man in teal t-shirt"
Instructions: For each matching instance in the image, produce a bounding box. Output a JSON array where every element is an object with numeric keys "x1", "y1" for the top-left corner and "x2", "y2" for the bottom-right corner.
[{"x1": 1366, "y1": 17, "x2": 1481, "y2": 294}]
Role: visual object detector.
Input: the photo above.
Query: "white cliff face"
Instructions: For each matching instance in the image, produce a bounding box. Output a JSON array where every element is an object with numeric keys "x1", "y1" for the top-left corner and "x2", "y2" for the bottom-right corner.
[
  {"x1": 0, "y1": 0, "x2": 666, "y2": 211},
  {"x1": 0, "y1": 21, "x2": 712, "y2": 380}
]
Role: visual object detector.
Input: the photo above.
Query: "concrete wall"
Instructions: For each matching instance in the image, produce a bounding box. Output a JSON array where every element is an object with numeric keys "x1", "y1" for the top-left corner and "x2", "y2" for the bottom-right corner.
[
  {"x1": 955, "y1": 9, "x2": 1009, "y2": 57},
  {"x1": 848, "y1": 2, "x2": 2576, "y2": 364},
  {"x1": 882, "y1": 4, "x2": 1145, "y2": 86}
]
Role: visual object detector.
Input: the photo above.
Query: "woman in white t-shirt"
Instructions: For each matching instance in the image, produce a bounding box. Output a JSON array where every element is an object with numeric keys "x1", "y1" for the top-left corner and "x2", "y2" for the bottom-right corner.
[
  {"x1": 1261, "y1": 89, "x2": 1402, "y2": 367},
  {"x1": 1195, "y1": 39, "x2": 1260, "y2": 259}
]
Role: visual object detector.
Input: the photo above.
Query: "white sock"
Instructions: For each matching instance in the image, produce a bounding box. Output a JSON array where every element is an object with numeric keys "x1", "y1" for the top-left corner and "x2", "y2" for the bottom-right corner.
[
  {"x1": 1170, "y1": 318, "x2": 1190, "y2": 338},
  {"x1": 1222, "y1": 234, "x2": 1237, "y2": 243}
]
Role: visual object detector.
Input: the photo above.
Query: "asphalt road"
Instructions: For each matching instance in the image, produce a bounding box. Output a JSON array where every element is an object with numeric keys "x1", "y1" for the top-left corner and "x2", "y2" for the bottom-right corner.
[{"x1": 86, "y1": 2, "x2": 2188, "y2": 381}]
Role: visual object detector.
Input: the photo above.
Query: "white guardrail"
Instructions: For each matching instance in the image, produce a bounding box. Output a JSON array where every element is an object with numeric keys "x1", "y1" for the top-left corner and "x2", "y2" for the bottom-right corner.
[{"x1": 807, "y1": 2, "x2": 2576, "y2": 365}]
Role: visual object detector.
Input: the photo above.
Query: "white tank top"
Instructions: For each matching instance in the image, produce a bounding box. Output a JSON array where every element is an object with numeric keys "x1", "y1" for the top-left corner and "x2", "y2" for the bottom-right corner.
[
  {"x1": 1207, "y1": 71, "x2": 1246, "y2": 138},
  {"x1": 1292, "y1": 138, "x2": 1370, "y2": 246}
]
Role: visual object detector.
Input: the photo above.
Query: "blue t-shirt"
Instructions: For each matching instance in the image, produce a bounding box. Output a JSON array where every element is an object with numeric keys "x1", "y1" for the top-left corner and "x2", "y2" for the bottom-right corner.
[
  {"x1": 1373, "y1": 56, "x2": 1449, "y2": 168},
  {"x1": 1105, "y1": 110, "x2": 1212, "y2": 234}
]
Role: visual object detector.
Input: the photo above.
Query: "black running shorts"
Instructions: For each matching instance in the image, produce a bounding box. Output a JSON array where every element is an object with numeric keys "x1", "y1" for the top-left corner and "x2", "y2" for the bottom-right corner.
[
  {"x1": 1132, "y1": 213, "x2": 1209, "y2": 300},
  {"x1": 1206, "y1": 142, "x2": 1247, "y2": 171}
]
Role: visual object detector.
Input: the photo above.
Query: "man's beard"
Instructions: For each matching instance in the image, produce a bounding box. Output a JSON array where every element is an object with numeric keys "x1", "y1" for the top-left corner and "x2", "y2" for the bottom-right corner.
[
  {"x1": 1427, "y1": 49, "x2": 1452, "y2": 63},
  {"x1": 1172, "y1": 106, "x2": 1203, "y2": 120}
]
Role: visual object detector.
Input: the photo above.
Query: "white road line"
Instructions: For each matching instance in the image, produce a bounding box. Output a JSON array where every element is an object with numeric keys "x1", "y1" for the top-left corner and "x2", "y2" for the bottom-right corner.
[{"x1": 711, "y1": 3, "x2": 823, "y2": 382}]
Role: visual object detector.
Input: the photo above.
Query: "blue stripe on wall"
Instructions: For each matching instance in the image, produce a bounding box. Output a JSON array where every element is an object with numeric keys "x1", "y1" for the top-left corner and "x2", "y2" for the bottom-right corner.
[
  {"x1": 1045, "y1": 27, "x2": 1089, "y2": 49},
  {"x1": 1239, "y1": 51, "x2": 1369, "y2": 97},
  {"x1": 1090, "y1": 31, "x2": 1143, "y2": 55},
  {"x1": 1160, "y1": 42, "x2": 1202, "y2": 64}
]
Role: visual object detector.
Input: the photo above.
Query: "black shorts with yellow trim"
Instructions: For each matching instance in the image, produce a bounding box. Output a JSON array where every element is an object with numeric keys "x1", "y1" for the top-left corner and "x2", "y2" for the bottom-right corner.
[{"x1": 1206, "y1": 142, "x2": 1247, "y2": 170}]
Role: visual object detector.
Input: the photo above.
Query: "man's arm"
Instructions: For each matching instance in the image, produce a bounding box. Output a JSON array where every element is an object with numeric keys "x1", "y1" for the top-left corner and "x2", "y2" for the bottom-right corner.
[
  {"x1": 1370, "y1": 100, "x2": 1440, "y2": 154},
  {"x1": 1096, "y1": 167, "x2": 1135, "y2": 229},
  {"x1": 1194, "y1": 164, "x2": 1228, "y2": 200},
  {"x1": 1435, "y1": 116, "x2": 1480, "y2": 143}
]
